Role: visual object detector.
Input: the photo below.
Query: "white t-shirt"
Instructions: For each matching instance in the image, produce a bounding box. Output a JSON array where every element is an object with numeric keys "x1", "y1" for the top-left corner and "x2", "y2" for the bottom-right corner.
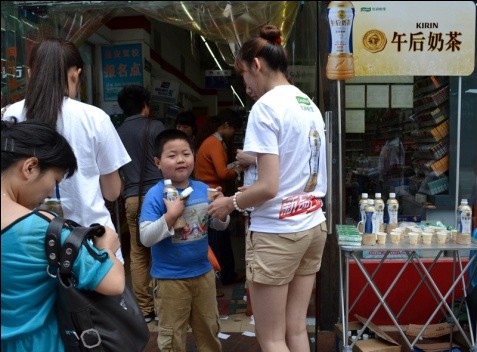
[
  {"x1": 243, "y1": 85, "x2": 327, "y2": 233},
  {"x1": 3, "y1": 98, "x2": 131, "y2": 230}
]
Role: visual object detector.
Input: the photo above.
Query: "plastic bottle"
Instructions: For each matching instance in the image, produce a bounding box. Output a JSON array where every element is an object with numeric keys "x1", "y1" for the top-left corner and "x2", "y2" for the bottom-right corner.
[
  {"x1": 358, "y1": 193, "x2": 369, "y2": 233},
  {"x1": 163, "y1": 179, "x2": 184, "y2": 230},
  {"x1": 374, "y1": 193, "x2": 385, "y2": 232},
  {"x1": 41, "y1": 198, "x2": 64, "y2": 217},
  {"x1": 163, "y1": 179, "x2": 179, "y2": 200},
  {"x1": 457, "y1": 199, "x2": 472, "y2": 234},
  {"x1": 326, "y1": 1, "x2": 355, "y2": 80},
  {"x1": 386, "y1": 192, "x2": 399, "y2": 234},
  {"x1": 364, "y1": 199, "x2": 377, "y2": 234}
]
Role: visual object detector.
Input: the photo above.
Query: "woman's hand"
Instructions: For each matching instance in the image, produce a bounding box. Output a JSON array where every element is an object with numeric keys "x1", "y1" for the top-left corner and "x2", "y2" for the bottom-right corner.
[
  {"x1": 208, "y1": 196, "x2": 234, "y2": 220},
  {"x1": 94, "y1": 225, "x2": 121, "y2": 253},
  {"x1": 236, "y1": 149, "x2": 256, "y2": 167}
]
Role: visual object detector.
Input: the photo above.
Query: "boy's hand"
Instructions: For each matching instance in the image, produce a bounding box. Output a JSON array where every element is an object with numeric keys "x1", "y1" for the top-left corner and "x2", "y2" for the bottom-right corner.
[
  {"x1": 164, "y1": 197, "x2": 185, "y2": 224},
  {"x1": 164, "y1": 197, "x2": 185, "y2": 217}
]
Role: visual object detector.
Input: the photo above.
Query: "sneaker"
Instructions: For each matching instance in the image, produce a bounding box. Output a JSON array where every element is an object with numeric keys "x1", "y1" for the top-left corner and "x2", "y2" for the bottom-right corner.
[{"x1": 144, "y1": 312, "x2": 155, "y2": 323}]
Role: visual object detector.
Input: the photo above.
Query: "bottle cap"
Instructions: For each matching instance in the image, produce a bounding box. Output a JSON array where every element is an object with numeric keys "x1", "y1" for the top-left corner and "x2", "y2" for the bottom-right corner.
[
  {"x1": 461, "y1": 199, "x2": 468, "y2": 205},
  {"x1": 164, "y1": 179, "x2": 172, "y2": 185},
  {"x1": 375, "y1": 193, "x2": 381, "y2": 198},
  {"x1": 389, "y1": 192, "x2": 396, "y2": 198},
  {"x1": 362, "y1": 193, "x2": 368, "y2": 198},
  {"x1": 180, "y1": 187, "x2": 193, "y2": 199}
]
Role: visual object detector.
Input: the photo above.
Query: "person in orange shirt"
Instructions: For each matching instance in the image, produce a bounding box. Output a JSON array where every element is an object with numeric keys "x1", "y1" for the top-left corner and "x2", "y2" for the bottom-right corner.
[{"x1": 194, "y1": 108, "x2": 245, "y2": 286}]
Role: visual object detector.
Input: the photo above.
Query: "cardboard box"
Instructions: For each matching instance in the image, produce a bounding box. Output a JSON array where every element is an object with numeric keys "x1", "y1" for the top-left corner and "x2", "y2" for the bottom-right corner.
[
  {"x1": 407, "y1": 323, "x2": 460, "y2": 352},
  {"x1": 335, "y1": 315, "x2": 401, "y2": 352},
  {"x1": 406, "y1": 322, "x2": 456, "y2": 339},
  {"x1": 336, "y1": 317, "x2": 465, "y2": 352}
]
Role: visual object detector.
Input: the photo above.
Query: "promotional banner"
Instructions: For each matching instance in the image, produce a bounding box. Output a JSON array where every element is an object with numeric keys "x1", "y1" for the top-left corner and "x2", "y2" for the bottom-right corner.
[
  {"x1": 101, "y1": 43, "x2": 143, "y2": 101},
  {"x1": 151, "y1": 79, "x2": 180, "y2": 104},
  {"x1": 351, "y1": 1, "x2": 475, "y2": 76}
]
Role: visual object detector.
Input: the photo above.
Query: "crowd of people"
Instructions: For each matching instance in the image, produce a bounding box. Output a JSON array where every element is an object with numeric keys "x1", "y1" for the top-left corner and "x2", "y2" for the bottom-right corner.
[{"x1": 2, "y1": 23, "x2": 327, "y2": 352}]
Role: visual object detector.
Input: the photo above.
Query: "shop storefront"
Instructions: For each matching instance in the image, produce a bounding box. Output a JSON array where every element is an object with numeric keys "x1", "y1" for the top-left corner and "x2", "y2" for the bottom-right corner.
[{"x1": 1, "y1": 1, "x2": 476, "y2": 333}]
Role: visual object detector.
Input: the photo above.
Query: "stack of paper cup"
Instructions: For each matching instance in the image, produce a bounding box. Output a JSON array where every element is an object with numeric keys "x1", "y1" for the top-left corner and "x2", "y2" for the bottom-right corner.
[
  {"x1": 436, "y1": 231, "x2": 447, "y2": 245},
  {"x1": 390, "y1": 231, "x2": 401, "y2": 244},
  {"x1": 376, "y1": 232, "x2": 387, "y2": 245},
  {"x1": 421, "y1": 232, "x2": 433, "y2": 245},
  {"x1": 449, "y1": 229, "x2": 457, "y2": 243},
  {"x1": 408, "y1": 232, "x2": 419, "y2": 245}
]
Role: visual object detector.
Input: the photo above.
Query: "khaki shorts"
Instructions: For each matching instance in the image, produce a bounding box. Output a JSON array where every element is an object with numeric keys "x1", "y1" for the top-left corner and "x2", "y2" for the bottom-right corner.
[{"x1": 245, "y1": 222, "x2": 327, "y2": 286}]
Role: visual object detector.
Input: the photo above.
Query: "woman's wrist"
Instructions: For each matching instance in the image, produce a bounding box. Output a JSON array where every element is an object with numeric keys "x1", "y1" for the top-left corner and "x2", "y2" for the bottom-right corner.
[{"x1": 232, "y1": 192, "x2": 246, "y2": 212}]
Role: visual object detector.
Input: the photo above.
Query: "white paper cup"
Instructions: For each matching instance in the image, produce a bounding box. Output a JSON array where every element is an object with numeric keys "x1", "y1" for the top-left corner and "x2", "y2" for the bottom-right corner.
[
  {"x1": 421, "y1": 232, "x2": 433, "y2": 245},
  {"x1": 408, "y1": 232, "x2": 419, "y2": 245},
  {"x1": 207, "y1": 188, "x2": 218, "y2": 201},
  {"x1": 390, "y1": 232, "x2": 401, "y2": 244},
  {"x1": 436, "y1": 232, "x2": 447, "y2": 245},
  {"x1": 376, "y1": 232, "x2": 387, "y2": 245},
  {"x1": 449, "y1": 230, "x2": 457, "y2": 243}
]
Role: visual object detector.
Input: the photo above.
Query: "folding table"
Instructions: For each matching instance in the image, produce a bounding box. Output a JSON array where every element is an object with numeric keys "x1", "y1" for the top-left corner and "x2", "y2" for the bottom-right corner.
[{"x1": 338, "y1": 236, "x2": 477, "y2": 351}]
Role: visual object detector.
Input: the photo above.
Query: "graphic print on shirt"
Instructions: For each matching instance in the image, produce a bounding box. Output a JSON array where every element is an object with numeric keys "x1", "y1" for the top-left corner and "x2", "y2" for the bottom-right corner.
[
  {"x1": 304, "y1": 128, "x2": 321, "y2": 192},
  {"x1": 171, "y1": 204, "x2": 208, "y2": 243},
  {"x1": 279, "y1": 195, "x2": 323, "y2": 219},
  {"x1": 295, "y1": 96, "x2": 315, "y2": 113}
]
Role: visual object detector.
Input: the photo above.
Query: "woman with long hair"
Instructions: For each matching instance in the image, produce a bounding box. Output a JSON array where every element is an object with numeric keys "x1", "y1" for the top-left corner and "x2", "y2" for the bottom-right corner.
[
  {"x1": 208, "y1": 24, "x2": 328, "y2": 352},
  {"x1": 3, "y1": 38, "x2": 131, "y2": 261}
]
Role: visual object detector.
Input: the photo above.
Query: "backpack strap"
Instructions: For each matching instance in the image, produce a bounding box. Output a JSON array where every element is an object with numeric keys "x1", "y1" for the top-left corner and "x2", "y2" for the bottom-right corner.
[
  {"x1": 45, "y1": 217, "x2": 67, "y2": 271},
  {"x1": 46, "y1": 217, "x2": 106, "y2": 277},
  {"x1": 60, "y1": 224, "x2": 107, "y2": 276}
]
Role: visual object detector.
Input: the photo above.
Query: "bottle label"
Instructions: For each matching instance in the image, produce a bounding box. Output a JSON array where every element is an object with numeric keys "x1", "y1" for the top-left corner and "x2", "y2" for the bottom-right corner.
[
  {"x1": 364, "y1": 210, "x2": 376, "y2": 234},
  {"x1": 375, "y1": 202, "x2": 384, "y2": 230},
  {"x1": 387, "y1": 203, "x2": 399, "y2": 224},
  {"x1": 327, "y1": 6, "x2": 355, "y2": 55},
  {"x1": 164, "y1": 189, "x2": 178, "y2": 201},
  {"x1": 459, "y1": 209, "x2": 472, "y2": 234}
]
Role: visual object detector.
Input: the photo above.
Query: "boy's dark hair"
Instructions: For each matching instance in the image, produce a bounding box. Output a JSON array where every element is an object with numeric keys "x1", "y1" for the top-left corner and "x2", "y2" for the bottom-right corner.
[
  {"x1": 117, "y1": 85, "x2": 151, "y2": 117},
  {"x1": 154, "y1": 129, "x2": 194, "y2": 158}
]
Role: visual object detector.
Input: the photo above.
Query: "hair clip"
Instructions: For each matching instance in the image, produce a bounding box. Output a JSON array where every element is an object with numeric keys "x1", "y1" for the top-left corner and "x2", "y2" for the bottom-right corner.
[
  {"x1": 276, "y1": 37, "x2": 282, "y2": 44},
  {"x1": 1, "y1": 138, "x2": 14, "y2": 152}
]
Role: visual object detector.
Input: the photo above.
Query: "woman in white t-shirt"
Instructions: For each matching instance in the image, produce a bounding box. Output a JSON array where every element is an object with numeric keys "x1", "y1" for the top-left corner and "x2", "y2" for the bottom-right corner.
[
  {"x1": 3, "y1": 38, "x2": 130, "y2": 261},
  {"x1": 208, "y1": 25, "x2": 327, "y2": 352}
]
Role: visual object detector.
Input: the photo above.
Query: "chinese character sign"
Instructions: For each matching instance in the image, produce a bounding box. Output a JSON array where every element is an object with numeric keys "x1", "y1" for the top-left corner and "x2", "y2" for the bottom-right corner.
[
  {"x1": 101, "y1": 43, "x2": 143, "y2": 101},
  {"x1": 352, "y1": 1, "x2": 475, "y2": 76}
]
